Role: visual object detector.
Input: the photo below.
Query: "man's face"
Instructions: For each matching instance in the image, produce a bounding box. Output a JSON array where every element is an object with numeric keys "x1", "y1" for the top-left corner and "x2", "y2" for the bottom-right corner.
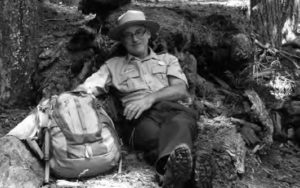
[{"x1": 121, "y1": 25, "x2": 151, "y2": 58}]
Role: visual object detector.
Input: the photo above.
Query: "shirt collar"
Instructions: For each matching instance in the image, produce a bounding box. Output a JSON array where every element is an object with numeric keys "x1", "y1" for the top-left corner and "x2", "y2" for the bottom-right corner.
[{"x1": 125, "y1": 48, "x2": 159, "y2": 64}]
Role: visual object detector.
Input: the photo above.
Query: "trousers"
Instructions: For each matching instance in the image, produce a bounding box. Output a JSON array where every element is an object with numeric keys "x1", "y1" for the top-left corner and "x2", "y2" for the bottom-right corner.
[{"x1": 128, "y1": 101, "x2": 198, "y2": 174}]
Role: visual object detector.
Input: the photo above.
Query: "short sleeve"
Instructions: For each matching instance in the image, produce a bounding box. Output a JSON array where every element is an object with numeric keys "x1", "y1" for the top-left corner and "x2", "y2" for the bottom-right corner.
[
  {"x1": 78, "y1": 64, "x2": 112, "y2": 95},
  {"x1": 165, "y1": 55, "x2": 188, "y2": 85}
]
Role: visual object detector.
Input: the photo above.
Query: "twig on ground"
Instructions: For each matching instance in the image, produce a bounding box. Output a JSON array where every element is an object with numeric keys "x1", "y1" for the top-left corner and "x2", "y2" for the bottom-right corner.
[
  {"x1": 230, "y1": 117, "x2": 261, "y2": 131},
  {"x1": 118, "y1": 158, "x2": 123, "y2": 174},
  {"x1": 252, "y1": 144, "x2": 265, "y2": 154}
]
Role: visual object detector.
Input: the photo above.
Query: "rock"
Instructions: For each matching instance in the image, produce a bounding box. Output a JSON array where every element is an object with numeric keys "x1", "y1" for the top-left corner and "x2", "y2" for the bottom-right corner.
[{"x1": 0, "y1": 136, "x2": 43, "y2": 188}]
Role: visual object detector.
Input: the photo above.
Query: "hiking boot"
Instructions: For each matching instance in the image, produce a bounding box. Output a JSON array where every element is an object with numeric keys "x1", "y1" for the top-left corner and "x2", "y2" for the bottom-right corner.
[
  {"x1": 162, "y1": 143, "x2": 193, "y2": 188},
  {"x1": 193, "y1": 150, "x2": 214, "y2": 188}
]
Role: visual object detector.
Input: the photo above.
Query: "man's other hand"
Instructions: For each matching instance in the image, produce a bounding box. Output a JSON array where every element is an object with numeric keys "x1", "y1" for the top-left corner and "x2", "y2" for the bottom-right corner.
[{"x1": 123, "y1": 95, "x2": 154, "y2": 120}]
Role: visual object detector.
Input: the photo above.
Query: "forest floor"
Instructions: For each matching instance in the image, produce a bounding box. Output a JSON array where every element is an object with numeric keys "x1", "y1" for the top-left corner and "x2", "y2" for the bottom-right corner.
[{"x1": 1, "y1": 1, "x2": 300, "y2": 188}]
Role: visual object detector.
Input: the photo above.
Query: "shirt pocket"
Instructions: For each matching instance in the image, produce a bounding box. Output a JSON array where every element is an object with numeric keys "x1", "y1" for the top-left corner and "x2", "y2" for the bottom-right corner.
[
  {"x1": 119, "y1": 70, "x2": 145, "y2": 92},
  {"x1": 152, "y1": 65, "x2": 168, "y2": 85}
]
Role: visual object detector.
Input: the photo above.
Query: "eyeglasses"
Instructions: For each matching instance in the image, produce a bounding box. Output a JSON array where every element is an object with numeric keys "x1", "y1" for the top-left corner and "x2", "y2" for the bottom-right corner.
[{"x1": 122, "y1": 28, "x2": 147, "y2": 41}]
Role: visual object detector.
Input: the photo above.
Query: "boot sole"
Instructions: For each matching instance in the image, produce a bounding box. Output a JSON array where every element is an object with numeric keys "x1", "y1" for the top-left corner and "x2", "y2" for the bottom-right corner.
[{"x1": 163, "y1": 143, "x2": 193, "y2": 187}]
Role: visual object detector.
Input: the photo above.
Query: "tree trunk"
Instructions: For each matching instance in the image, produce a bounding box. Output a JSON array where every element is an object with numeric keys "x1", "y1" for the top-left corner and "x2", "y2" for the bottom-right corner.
[
  {"x1": 0, "y1": 0, "x2": 39, "y2": 107},
  {"x1": 251, "y1": 0, "x2": 300, "y2": 48}
]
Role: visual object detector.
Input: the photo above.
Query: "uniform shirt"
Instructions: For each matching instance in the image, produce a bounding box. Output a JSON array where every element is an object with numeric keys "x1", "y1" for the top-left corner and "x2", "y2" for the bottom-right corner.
[{"x1": 80, "y1": 49, "x2": 188, "y2": 105}]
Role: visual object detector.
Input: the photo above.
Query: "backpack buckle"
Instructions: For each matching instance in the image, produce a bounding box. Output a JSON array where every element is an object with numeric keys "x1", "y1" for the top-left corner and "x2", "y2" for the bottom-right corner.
[{"x1": 84, "y1": 144, "x2": 93, "y2": 158}]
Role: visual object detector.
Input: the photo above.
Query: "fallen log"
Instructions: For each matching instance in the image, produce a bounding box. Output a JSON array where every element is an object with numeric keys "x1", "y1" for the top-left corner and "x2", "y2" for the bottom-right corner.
[
  {"x1": 194, "y1": 116, "x2": 247, "y2": 187},
  {"x1": 244, "y1": 89, "x2": 274, "y2": 145},
  {"x1": 231, "y1": 117, "x2": 263, "y2": 147}
]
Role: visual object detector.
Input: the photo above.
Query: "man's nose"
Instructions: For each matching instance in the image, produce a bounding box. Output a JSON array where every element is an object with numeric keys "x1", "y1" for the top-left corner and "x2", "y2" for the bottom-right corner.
[{"x1": 132, "y1": 34, "x2": 139, "y2": 41}]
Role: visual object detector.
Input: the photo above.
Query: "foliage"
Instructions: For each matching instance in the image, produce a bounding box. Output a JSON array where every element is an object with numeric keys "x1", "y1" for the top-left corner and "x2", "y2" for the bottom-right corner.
[{"x1": 234, "y1": 39, "x2": 300, "y2": 104}]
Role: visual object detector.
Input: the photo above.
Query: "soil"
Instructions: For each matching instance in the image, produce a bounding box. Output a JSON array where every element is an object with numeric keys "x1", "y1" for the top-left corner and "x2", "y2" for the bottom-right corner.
[{"x1": 1, "y1": 1, "x2": 300, "y2": 188}]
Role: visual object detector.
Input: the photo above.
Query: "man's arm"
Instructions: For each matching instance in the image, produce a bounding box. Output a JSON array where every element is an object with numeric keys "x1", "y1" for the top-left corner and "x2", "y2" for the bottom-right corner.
[
  {"x1": 123, "y1": 76, "x2": 188, "y2": 120},
  {"x1": 74, "y1": 64, "x2": 111, "y2": 96},
  {"x1": 149, "y1": 76, "x2": 188, "y2": 103}
]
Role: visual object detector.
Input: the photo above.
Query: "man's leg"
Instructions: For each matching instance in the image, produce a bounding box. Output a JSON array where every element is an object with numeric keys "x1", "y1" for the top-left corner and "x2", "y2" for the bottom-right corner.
[
  {"x1": 148, "y1": 102, "x2": 197, "y2": 188},
  {"x1": 158, "y1": 112, "x2": 196, "y2": 160},
  {"x1": 132, "y1": 101, "x2": 198, "y2": 187},
  {"x1": 132, "y1": 115, "x2": 160, "y2": 165}
]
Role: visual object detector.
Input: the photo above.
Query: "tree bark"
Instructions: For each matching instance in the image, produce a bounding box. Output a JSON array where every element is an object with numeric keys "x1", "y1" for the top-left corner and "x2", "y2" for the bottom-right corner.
[
  {"x1": 0, "y1": 0, "x2": 39, "y2": 107},
  {"x1": 251, "y1": 0, "x2": 300, "y2": 48}
]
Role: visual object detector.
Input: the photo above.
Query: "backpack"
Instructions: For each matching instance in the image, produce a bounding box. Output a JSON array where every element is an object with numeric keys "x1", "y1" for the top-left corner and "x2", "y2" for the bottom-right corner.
[{"x1": 37, "y1": 92, "x2": 121, "y2": 180}]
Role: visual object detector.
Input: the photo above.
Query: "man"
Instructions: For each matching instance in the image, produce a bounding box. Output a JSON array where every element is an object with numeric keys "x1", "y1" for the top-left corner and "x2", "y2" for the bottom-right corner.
[{"x1": 77, "y1": 10, "x2": 197, "y2": 187}]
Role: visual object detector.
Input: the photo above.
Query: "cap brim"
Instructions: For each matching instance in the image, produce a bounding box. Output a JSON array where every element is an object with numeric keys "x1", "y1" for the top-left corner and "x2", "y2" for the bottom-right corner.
[{"x1": 108, "y1": 20, "x2": 160, "y2": 41}]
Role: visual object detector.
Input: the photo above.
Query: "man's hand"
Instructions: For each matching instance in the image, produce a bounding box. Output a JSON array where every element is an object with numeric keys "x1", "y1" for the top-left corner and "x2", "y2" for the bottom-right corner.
[
  {"x1": 123, "y1": 95, "x2": 154, "y2": 120},
  {"x1": 123, "y1": 76, "x2": 188, "y2": 120}
]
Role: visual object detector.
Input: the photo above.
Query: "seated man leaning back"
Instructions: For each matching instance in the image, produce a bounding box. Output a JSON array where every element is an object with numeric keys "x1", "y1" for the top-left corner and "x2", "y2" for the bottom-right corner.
[{"x1": 76, "y1": 10, "x2": 198, "y2": 188}]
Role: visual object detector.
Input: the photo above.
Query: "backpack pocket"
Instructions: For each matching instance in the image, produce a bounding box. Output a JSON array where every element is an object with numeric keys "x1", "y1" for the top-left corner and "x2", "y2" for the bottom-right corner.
[{"x1": 66, "y1": 124, "x2": 115, "y2": 159}]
